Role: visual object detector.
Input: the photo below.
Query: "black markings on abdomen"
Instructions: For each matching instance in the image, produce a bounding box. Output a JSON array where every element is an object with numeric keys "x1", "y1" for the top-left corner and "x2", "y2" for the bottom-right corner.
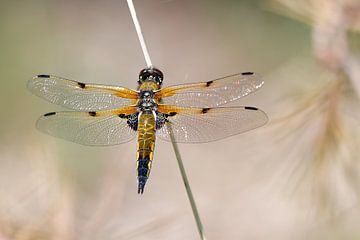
[{"x1": 137, "y1": 156, "x2": 150, "y2": 194}]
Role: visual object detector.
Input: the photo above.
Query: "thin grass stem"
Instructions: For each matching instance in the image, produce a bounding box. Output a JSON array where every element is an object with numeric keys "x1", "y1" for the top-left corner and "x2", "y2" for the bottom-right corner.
[
  {"x1": 167, "y1": 123, "x2": 207, "y2": 240},
  {"x1": 126, "y1": 0, "x2": 152, "y2": 67},
  {"x1": 126, "y1": 1, "x2": 207, "y2": 239}
]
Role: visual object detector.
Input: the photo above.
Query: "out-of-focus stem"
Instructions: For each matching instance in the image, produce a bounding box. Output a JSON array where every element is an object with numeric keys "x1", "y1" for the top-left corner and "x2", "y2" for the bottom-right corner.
[{"x1": 167, "y1": 123, "x2": 207, "y2": 240}]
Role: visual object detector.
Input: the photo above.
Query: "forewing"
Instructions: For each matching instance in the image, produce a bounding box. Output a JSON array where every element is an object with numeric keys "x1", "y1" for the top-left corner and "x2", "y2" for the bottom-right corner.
[
  {"x1": 157, "y1": 105, "x2": 268, "y2": 143},
  {"x1": 36, "y1": 106, "x2": 137, "y2": 146},
  {"x1": 28, "y1": 75, "x2": 138, "y2": 111},
  {"x1": 155, "y1": 72, "x2": 263, "y2": 108}
]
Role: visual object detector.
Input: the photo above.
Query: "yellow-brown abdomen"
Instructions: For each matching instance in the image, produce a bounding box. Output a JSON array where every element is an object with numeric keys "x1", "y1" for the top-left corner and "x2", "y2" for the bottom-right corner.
[{"x1": 137, "y1": 112, "x2": 156, "y2": 194}]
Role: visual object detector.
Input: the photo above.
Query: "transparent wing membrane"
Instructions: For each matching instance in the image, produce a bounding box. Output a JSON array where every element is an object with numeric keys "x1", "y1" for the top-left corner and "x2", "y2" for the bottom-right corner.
[
  {"x1": 30, "y1": 72, "x2": 268, "y2": 145},
  {"x1": 36, "y1": 107, "x2": 137, "y2": 146},
  {"x1": 28, "y1": 75, "x2": 138, "y2": 111},
  {"x1": 157, "y1": 105, "x2": 268, "y2": 143},
  {"x1": 156, "y1": 72, "x2": 263, "y2": 108}
]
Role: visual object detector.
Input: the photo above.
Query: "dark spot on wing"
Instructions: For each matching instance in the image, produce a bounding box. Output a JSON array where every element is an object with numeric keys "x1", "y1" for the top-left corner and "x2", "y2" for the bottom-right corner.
[
  {"x1": 168, "y1": 112, "x2": 177, "y2": 117},
  {"x1": 88, "y1": 111, "x2": 97, "y2": 117},
  {"x1": 37, "y1": 74, "x2": 50, "y2": 78},
  {"x1": 241, "y1": 72, "x2": 254, "y2": 75},
  {"x1": 201, "y1": 108, "x2": 210, "y2": 114},
  {"x1": 127, "y1": 112, "x2": 139, "y2": 131},
  {"x1": 206, "y1": 80, "x2": 214, "y2": 87},
  {"x1": 118, "y1": 113, "x2": 127, "y2": 118},
  {"x1": 78, "y1": 82, "x2": 86, "y2": 88},
  {"x1": 44, "y1": 112, "x2": 56, "y2": 117},
  {"x1": 245, "y1": 106, "x2": 258, "y2": 110}
]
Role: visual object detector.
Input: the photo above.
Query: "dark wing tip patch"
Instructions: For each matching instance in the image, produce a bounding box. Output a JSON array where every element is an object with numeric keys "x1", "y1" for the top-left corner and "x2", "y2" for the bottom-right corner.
[
  {"x1": 78, "y1": 82, "x2": 86, "y2": 88},
  {"x1": 245, "y1": 106, "x2": 258, "y2": 110},
  {"x1": 201, "y1": 108, "x2": 210, "y2": 114},
  {"x1": 168, "y1": 112, "x2": 177, "y2": 117},
  {"x1": 118, "y1": 113, "x2": 127, "y2": 118},
  {"x1": 241, "y1": 72, "x2": 254, "y2": 75},
  {"x1": 88, "y1": 111, "x2": 97, "y2": 117},
  {"x1": 206, "y1": 80, "x2": 214, "y2": 87},
  {"x1": 44, "y1": 112, "x2": 56, "y2": 117},
  {"x1": 37, "y1": 74, "x2": 50, "y2": 78}
]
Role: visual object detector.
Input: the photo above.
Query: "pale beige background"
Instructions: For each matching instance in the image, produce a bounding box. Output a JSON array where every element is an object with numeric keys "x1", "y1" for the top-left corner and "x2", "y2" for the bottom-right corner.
[{"x1": 0, "y1": 0, "x2": 360, "y2": 239}]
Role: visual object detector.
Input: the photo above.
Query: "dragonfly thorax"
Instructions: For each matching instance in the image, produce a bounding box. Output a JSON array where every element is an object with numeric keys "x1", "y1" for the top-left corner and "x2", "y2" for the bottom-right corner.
[{"x1": 138, "y1": 90, "x2": 157, "y2": 112}]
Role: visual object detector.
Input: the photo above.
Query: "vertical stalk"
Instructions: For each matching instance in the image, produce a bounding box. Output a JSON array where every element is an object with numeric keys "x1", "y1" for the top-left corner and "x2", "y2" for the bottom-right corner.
[
  {"x1": 126, "y1": 1, "x2": 206, "y2": 239},
  {"x1": 167, "y1": 123, "x2": 206, "y2": 240}
]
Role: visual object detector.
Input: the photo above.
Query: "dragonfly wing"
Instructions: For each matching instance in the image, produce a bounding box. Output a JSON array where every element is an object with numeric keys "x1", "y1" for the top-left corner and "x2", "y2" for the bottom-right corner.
[
  {"x1": 28, "y1": 75, "x2": 138, "y2": 111},
  {"x1": 36, "y1": 106, "x2": 137, "y2": 146},
  {"x1": 155, "y1": 72, "x2": 263, "y2": 108},
  {"x1": 156, "y1": 105, "x2": 268, "y2": 143}
]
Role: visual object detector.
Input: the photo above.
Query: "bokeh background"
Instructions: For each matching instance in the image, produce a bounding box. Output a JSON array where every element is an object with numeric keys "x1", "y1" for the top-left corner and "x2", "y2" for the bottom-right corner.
[{"x1": 1, "y1": 0, "x2": 360, "y2": 239}]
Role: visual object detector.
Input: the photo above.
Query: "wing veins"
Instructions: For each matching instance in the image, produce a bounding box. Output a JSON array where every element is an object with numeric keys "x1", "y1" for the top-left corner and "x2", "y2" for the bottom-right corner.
[
  {"x1": 28, "y1": 75, "x2": 139, "y2": 111},
  {"x1": 156, "y1": 72, "x2": 263, "y2": 108},
  {"x1": 157, "y1": 105, "x2": 268, "y2": 143}
]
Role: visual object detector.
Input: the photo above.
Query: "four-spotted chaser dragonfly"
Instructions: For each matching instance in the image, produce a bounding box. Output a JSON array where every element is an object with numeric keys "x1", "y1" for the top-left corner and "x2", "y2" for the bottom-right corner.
[{"x1": 28, "y1": 68, "x2": 268, "y2": 194}]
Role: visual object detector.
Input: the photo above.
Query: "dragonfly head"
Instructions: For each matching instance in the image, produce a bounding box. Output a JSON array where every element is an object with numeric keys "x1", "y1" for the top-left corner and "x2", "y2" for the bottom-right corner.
[{"x1": 138, "y1": 67, "x2": 163, "y2": 86}]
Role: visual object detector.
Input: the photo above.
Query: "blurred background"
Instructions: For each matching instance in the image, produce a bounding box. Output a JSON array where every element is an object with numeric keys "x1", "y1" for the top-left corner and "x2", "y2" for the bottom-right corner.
[{"x1": 1, "y1": 0, "x2": 360, "y2": 239}]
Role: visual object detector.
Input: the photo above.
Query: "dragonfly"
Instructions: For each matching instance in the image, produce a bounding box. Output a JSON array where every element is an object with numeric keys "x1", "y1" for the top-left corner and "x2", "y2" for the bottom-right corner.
[{"x1": 28, "y1": 67, "x2": 268, "y2": 194}]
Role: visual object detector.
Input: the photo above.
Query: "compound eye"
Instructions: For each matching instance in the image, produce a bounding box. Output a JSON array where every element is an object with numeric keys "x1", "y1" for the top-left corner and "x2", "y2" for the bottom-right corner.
[{"x1": 139, "y1": 67, "x2": 164, "y2": 85}]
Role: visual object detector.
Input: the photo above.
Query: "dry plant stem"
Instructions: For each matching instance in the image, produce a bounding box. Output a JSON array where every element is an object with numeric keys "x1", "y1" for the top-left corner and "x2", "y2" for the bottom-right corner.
[
  {"x1": 126, "y1": 0, "x2": 207, "y2": 239},
  {"x1": 126, "y1": 0, "x2": 152, "y2": 67},
  {"x1": 167, "y1": 123, "x2": 206, "y2": 240}
]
